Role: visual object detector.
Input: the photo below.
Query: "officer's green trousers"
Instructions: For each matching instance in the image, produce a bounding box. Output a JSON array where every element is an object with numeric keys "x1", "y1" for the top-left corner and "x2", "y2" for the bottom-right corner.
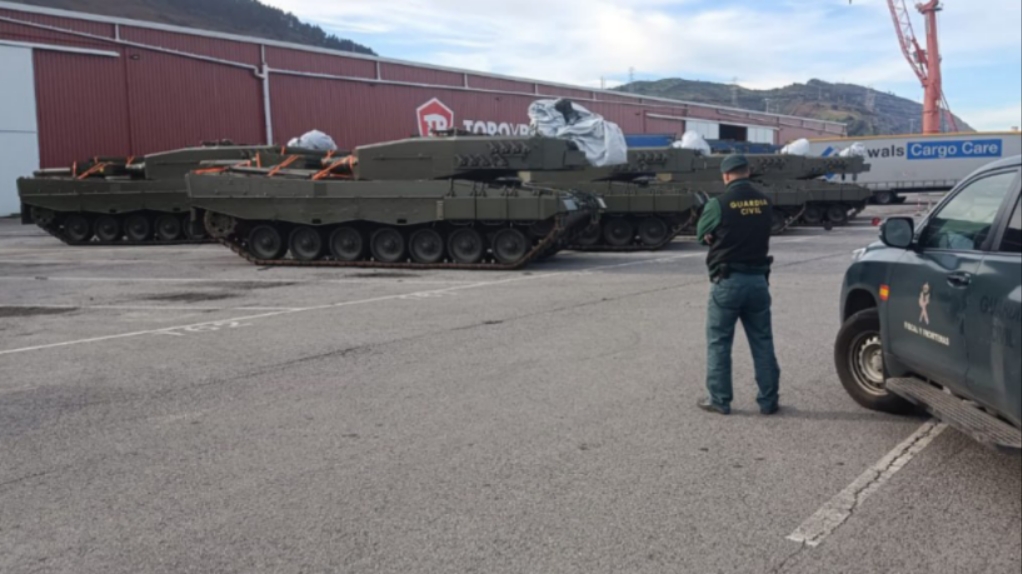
[{"x1": 705, "y1": 272, "x2": 781, "y2": 411}]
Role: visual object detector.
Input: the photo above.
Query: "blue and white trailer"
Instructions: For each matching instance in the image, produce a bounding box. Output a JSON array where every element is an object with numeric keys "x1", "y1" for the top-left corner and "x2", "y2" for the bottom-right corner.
[{"x1": 807, "y1": 131, "x2": 1022, "y2": 204}]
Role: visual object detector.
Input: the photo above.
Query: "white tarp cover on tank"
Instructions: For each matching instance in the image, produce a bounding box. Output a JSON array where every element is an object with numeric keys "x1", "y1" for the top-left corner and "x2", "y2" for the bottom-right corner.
[
  {"x1": 780, "y1": 138, "x2": 811, "y2": 156},
  {"x1": 528, "y1": 99, "x2": 627, "y2": 167},
  {"x1": 672, "y1": 131, "x2": 712, "y2": 155},
  {"x1": 838, "y1": 142, "x2": 867, "y2": 157},
  {"x1": 286, "y1": 130, "x2": 337, "y2": 151}
]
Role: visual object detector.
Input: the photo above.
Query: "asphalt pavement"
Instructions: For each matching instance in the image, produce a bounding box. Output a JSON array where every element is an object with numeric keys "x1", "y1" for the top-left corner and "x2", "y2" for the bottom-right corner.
[{"x1": 1, "y1": 204, "x2": 1018, "y2": 574}]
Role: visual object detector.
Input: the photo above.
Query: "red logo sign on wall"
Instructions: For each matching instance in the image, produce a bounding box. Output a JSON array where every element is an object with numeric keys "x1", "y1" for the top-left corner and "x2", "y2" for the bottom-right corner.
[{"x1": 416, "y1": 98, "x2": 455, "y2": 137}]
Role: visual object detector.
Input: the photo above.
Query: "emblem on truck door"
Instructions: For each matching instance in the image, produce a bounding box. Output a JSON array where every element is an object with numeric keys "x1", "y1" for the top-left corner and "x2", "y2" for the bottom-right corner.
[{"x1": 919, "y1": 283, "x2": 931, "y2": 325}]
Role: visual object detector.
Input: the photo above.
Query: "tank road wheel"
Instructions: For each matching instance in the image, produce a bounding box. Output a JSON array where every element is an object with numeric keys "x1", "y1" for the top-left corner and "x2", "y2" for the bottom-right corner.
[
  {"x1": 448, "y1": 228, "x2": 485, "y2": 264},
  {"x1": 802, "y1": 205, "x2": 824, "y2": 225},
  {"x1": 770, "y1": 211, "x2": 787, "y2": 235},
  {"x1": 603, "y1": 217, "x2": 634, "y2": 247},
  {"x1": 155, "y1": 214, "x2": 183, "y2": 241},
  {"x1": 248, "y1": 224, "x2": 287, "y2": 260},
  {"x1": 289, "y1": 226, "x2": 324, "y2": 261},
  {"x1": 94, "y1": 215, "x2": 121, "y2": 242},
  {"x1": 574, "y1": 224, "x2": 602, "y2": 247},
  {"x1": 63, "y1": 214, "x2": 93, "y2": 244},
  {"x1": 409, "y1": 229, "x2": 445, "y2": 264},
  {"x1": 638, "y1": 216, "x2": 669, "y2": 247},
  {"x1": 826, "y1": 205, "x2": 850, "y2": 226},
  {"x1": 492, "y1": 228, "x2": 530, "y2": 265},
  {"x1": 329, "y1": 227, "x2": 364, "y2": 261},
  {"x1": 124, "y1": 213, "x2": 153, "y2": 243},
  {"x1": 370, "y1": 227, "x2": 406, "y2": 263},
  {"x1": 182, "y1": 214, "x2": 207, "y2": 240}
]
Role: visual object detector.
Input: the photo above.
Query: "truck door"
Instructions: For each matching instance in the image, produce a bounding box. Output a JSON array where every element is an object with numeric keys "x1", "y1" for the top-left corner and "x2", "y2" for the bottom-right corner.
[
  {"x1": 967, "y1": 190, "x2": 1022, "y2": 427},
  {"x1": 886, "y1": 169, "x2": 1019, "y2": 391}
]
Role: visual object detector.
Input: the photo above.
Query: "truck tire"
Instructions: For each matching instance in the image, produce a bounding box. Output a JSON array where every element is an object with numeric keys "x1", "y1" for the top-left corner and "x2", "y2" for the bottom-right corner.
[
  {"x1": 873, "y1": 191, "x2": 894, "y2": 205},
  {"x1": 834, "y1": 308, "x2": 914, "y2": 414}
]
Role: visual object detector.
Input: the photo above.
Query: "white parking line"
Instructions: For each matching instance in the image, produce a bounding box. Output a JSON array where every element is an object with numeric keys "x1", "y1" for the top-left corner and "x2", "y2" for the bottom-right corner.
[
  {"x1": 786, "y1": 421, "x2": 948, "y2": 547},
  {"x1": 0, "y1": 252, "x2": 702, "y2": 357}
]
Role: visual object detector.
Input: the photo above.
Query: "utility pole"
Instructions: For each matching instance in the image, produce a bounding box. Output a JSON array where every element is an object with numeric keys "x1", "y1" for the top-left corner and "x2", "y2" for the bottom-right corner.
[
  {"x1": 865, "y1": 86, "x2": 876, "y2": 112},
  {"x1": 731, "y1": 77, "x2": 739, "y2": 107}
]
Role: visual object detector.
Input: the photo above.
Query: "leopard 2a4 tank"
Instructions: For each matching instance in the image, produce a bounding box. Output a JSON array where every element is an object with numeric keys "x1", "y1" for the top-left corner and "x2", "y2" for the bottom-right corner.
[
  {"x1": 185, "y1": 135, "x2": 602, "y2": 270},
  {"x1": 617, "y1": 147, "x2": 873, "y2": 235},
  {"x1": 16, "y1": 143, "x2": 287, "y2": 245},
  {"x1": 518, "y1": 147, "x2": 707, "y2": 251}
]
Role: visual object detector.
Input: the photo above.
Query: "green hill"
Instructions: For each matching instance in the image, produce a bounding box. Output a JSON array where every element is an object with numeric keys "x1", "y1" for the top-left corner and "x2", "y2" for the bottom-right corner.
[
  {"x1": 10, "y1": 0, "x2": 375, "y2": 55},
  {"x1": 617, "y1": 78, "x2": 973, "y2": 137}
]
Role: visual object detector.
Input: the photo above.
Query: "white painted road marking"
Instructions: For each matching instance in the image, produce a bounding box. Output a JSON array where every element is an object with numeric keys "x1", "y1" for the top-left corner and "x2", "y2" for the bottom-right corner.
[
  {"x1": 787, "y1": 420, "x2": 948, "y2": 547},
  {"x1": 0, "y1": 252, "x2": 703, "y2": 357}
]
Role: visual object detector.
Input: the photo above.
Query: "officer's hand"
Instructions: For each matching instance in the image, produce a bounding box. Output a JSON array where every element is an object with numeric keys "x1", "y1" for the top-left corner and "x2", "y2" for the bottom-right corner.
[{"x1": 703, "y1": 234, "x2": 714, "y2": 244}]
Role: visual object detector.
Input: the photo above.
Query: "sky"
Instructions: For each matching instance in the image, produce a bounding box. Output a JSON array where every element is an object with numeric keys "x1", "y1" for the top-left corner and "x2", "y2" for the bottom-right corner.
[{"x1": 261, "y1": 0, "x2": 1021, "y2": 131}]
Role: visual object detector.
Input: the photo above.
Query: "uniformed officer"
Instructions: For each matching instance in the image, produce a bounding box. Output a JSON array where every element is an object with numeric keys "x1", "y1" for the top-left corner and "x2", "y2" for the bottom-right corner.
[{"x1": 694, "y1": 154, "x2": 781, "y2": 415}]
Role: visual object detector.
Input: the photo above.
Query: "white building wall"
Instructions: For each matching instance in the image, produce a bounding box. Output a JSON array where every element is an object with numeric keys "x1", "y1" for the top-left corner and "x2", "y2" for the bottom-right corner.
[{"x1": 0, "y1": 44, "x2": 40, "y2": 215}]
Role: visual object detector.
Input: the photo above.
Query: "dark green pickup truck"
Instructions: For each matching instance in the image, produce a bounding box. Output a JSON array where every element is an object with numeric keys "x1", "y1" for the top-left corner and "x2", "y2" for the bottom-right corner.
[{"x1": 835, "y1": 155, "x2": 1021, "y2": 453}]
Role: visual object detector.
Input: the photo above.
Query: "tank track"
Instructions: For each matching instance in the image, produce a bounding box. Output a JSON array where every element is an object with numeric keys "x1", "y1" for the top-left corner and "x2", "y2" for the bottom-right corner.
[
  {"x1": 568, "y1": 211, "x2": 698, "y2": 252},
  {"x1": 37, "y1": 219, "x2": 211, "y2": 247},
  {"x1": 207, "y1": 214, "x2": 578, "y2": 271}
]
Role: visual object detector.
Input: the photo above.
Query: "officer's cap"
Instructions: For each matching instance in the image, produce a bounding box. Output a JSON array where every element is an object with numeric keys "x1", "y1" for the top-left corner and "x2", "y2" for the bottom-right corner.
[{"x1": 720, "y1": 154, "x2": 750, "y2": 174}]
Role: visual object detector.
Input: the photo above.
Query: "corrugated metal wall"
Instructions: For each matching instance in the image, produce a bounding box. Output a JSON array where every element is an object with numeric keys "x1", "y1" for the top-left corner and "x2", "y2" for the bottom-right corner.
[
  {"x1": 1, "y1": 4, "x2": 845, "y2": 167},
  {"x1": 124, "y1": 49, "x2": 264, "y2": 154},
  {"x1": 32, "y1": 50, "x2": 130, "y2": 166}
]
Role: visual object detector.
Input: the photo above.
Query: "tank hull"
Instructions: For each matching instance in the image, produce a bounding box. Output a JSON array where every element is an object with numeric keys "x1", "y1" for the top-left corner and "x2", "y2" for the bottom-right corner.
[
  {"x1": 187, "y1": 174, "x2": 597, "y2": 270},
  {"x1": 17, "y1": 145, "x2": 277, "y2": 245}
]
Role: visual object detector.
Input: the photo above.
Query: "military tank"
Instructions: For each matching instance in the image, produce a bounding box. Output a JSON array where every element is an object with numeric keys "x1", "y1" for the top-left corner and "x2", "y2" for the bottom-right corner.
[
  {"x1": 16, "y1": 143, "x2": 292, "y2": 245},
  {"x1": 517, "y1": 148, "x2": 706, "y2": 250},
  {"x1": 610, "y1": 148, "x2": 872, "y2": 235},
  {"x1": 185, "y1": 135, "x2": 602, "y2": 270},
  {"x1": 686, "y1": 151, "x2": 873, "y2": 229}
]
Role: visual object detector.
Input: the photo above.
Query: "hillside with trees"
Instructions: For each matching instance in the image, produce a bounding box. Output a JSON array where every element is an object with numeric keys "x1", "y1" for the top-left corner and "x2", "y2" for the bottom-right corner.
[
  {"x1": 11, "y1": 0, "x2": 375, "y2": 55},
  {"x1": 617, "y1": 78, "x2": 973, "y2": 137}
]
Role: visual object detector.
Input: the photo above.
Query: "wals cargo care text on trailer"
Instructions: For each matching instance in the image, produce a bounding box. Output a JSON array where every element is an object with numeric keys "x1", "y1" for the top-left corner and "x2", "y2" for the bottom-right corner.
[{"x1": 808, "y1": 131, "x2": 1022, "y2": 204}]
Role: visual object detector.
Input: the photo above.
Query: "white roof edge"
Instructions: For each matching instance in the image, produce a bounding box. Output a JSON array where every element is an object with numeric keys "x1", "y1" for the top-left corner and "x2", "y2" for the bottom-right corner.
[{"x1": 0, "y1": 0, "x2": 845, "y2": 129}]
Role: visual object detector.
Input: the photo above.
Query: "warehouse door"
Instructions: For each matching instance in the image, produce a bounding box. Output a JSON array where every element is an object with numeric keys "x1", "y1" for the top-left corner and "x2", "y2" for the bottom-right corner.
[
  {"x1": 0, "y1": 44, "x2": 40, "y2": 216},
  {"x1": 686, "y1": 120, "x2": 720, "y2": 140}
]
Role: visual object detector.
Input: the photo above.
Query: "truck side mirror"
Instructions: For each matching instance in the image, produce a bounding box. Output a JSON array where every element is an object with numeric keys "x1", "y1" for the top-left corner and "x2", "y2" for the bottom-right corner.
[{"x1": 880, "y1": 217, "x2": 914, "y2": 249}]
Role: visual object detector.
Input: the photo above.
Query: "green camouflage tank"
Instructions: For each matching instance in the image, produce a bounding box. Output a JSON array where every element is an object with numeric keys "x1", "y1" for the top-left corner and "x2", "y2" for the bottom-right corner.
[
  {"x1": 14, "y1": 143, "x2": 318, "y2": 245},
  {"x1": 185, "y1": 135, "x2": 602, "y2": 270}
]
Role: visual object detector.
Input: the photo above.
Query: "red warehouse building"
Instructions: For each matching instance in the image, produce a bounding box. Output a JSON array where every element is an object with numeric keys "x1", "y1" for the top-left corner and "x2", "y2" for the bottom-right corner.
[{"x1": 0, "y1": 0, "x2": 847, "y2": 214}]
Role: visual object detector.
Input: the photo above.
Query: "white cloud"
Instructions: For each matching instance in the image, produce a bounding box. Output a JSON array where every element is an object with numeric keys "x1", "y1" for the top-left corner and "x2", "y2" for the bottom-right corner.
[
  {"x1": 263, "y1": 0, "x2": 1019, "y2": 104},
  {"x1": 959, "y1": 104, "x2": 1022, "y2": 132}
]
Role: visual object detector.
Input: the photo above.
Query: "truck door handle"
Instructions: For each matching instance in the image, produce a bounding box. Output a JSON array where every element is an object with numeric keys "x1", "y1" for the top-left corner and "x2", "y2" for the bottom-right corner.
[{"x1": 946, "y1": 271, "x2": 972, "y2": 288}]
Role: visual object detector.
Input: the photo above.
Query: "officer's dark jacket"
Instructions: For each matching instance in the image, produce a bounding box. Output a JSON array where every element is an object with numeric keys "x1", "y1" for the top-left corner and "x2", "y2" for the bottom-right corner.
[{"x1": 698, "y1": 178, "x2": 774, "y2": 278}]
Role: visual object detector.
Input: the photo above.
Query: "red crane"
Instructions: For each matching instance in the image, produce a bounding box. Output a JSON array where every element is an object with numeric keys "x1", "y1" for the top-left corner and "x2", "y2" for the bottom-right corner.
[{"x1": 886, "y1": 0, "x2": 957, "y2": 133}]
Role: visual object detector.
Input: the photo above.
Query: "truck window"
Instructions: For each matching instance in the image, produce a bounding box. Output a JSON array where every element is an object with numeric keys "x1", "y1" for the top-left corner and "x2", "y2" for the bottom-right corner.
[
  {"x1": 1000, "y1": 198, "x2": 1022, "y2": 254},
  {"x1": 920, "y1": 171, "x2": 1018, "y2": 251}
]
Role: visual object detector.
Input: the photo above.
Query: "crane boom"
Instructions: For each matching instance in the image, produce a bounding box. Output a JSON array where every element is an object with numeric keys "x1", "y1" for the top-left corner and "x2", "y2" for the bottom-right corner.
[
  {"x1": 887, "y1": 0, "x2": 927, "y2": 84},
  {"x1": 883, "y1": 0, "x2": 956, "y2": 133}
]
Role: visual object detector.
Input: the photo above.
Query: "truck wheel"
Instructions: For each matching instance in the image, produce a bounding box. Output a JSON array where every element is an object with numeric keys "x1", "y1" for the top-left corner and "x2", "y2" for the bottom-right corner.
[
  {"x1": 834, "y1": 308, "x2": 913, "y2": 414},
  {"x1": 873, "y1": 191, "x2": 893, "y2": 205}
]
